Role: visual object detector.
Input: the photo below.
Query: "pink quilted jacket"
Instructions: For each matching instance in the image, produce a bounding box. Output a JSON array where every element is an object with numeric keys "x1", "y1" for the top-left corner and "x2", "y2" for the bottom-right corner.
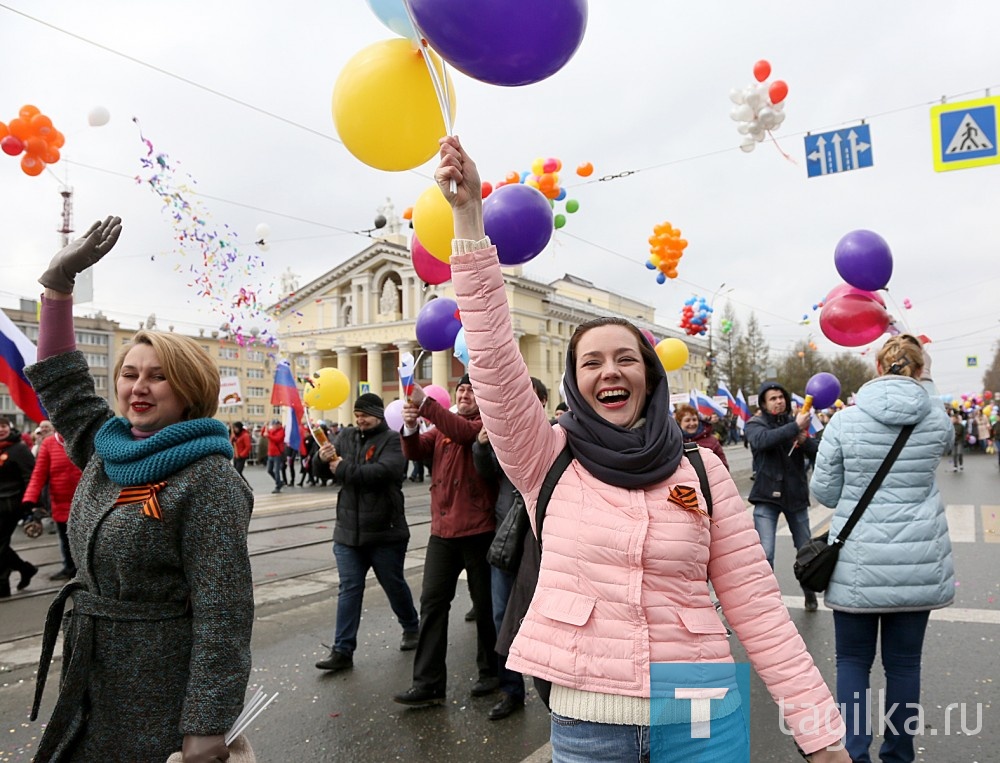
[{"x1": 452, "y1": 245, "x2": 844, "y2": 752}]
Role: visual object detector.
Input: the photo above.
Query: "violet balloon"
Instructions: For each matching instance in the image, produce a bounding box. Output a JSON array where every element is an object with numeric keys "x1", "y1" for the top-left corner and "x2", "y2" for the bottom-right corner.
[
  {"x1": 411, "y1": 234, "x2": 451, "y2": 285},
  {"x1": 819, "y1": 294, "x2": 891, "y2": 347},
  {"x1": 834, "y1": 230, "x2": 893, "y2": 292},
  {"x1": 483, "y1": 183, "x2": 554, "y2": 265},
  {"x1": 406, "y1": 0, "x2": 588, "y2": 87},
  {"x1": 805, "y1": 372, "x2": 841, "y2": 410},
  {"x1": 415, "y1": 297, "x2": 462, "y2": 351}
]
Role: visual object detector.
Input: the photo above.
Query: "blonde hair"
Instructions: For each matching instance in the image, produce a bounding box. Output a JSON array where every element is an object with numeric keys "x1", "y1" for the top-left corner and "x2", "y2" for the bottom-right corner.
[
  {"x1": 114, "y1": 330, "x2": 221, "y2": 420},
  {"x1": 876, "y1": 334, "x2": 923, "y2": 379}
]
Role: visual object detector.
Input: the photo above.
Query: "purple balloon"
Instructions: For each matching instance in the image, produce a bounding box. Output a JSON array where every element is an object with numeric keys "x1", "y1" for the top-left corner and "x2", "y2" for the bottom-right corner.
[
  {"x1": 415, "y1": 297, "x2": 462, "y2": 352},
  {"x1": 834, "y1": 230, "x2": 893, "y2": 291},
  {"x1": 483, "y1": 183, "x2": 554, "y2": 265},
  {"x1": 805, "y1": 372, "x2": 841, "y2": 410},
  {"x1": 407, "y1": 0, "x2": 588, "y2": 87}
]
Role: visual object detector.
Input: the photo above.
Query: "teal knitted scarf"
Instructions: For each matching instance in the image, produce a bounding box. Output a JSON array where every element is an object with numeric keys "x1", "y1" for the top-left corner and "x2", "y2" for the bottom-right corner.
[{"x1": 94, "y1": 417, "x2": 233, "y2": 486}]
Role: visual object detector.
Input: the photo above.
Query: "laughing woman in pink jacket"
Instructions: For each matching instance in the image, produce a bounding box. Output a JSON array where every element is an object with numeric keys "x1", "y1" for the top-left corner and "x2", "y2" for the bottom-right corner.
[{"x1": 436, "y1": 137, "x2": 848, "y2": 763}]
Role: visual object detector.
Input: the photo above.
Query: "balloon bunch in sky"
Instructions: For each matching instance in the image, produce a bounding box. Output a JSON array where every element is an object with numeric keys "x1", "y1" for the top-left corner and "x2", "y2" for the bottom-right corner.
[
  {"x1": 645, "y1": 221, "x2": 688, "y2": 283},
  {"x1": 729, "y1": 59, "x2": 788, "y2": 153},
  {"x1": 336, "y1": 0, "x2": 588, "y2": 171},
  {"x1": 0, "y1": 105, "x2": 65, "y2": 177},
  {"x1": 133, "y1": 118, "x2": 276, "y2": 349},
  {"x1": 679, "y1": 296, "x2": 713, "y2": 336},
  {"x1": 819, "y1": 230, "x2": 895, "y2": 347},
  {"x1": 486, "y1": 156, "x2": 591, "y2": 230}
]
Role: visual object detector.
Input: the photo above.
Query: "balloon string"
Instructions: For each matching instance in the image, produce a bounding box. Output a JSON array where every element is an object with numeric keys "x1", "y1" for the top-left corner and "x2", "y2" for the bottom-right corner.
[
  {"x1": 767, "y1": 131, "x2": 796, "y2": 164},
  {"x1": 883, "y1": 290, "x2": 912, "y2": 335}
]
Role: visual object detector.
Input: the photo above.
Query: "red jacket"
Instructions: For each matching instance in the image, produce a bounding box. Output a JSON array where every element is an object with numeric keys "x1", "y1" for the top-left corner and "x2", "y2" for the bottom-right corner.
[
  {"x1": 266, "y1": 426, "x2": 285, "y2": 457},
  {"x1": 401, "y1": 397, "x2": 498, "y2": 539},
  {"x1": 232, "y1": 430, "x2": 252, "y2": 459},
  {"x1": 23, "y1": 434, "x2": 82, "y2": 523},
  {"x1": 685, "y1": 426, "x2": 730, "y2": 470}
]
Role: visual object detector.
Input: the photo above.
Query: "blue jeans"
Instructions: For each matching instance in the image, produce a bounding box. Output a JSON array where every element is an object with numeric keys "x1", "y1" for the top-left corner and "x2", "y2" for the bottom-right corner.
[
  {"x1": 551, "y1": 706, "x2": 749, "y2": 762},
  {"x1": 752, "y1": 503, "x2": 812, "y2": 571},
  {"x1": 266, "y1": 455, "x2": 284, "y2": 488},
  {"x1": 834, "y1": 610, "x2": 930, "y2": 763},
  {"x1": 332, "y1": 541, "x2": 419, "y2": 656},
  {"x1": 491, "y1": 565, "x2": 524, "y2": 700}
]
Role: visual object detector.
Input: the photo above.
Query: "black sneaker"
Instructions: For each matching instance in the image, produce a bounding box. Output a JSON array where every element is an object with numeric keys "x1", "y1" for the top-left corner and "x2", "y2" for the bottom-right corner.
[
  {"x1": 464, "y1": 606, "x2": 477, "y2": 622},
  {"x1": 400, "y1": 631, "x2": 419, "y2": 651},
  {"x1": 315, "y1": 649, "x2": 353, "y2": 672},
  {"x1": 393, "y1": 686, "x2": 445, "y2": 707}
]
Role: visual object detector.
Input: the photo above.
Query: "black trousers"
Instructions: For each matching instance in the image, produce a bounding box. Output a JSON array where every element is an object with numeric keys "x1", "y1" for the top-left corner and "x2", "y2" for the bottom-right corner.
[
  {"x1": 412, "y1": 532, "x2": 497, "y2": 692},
  {"x1": 0, "y1": 496, "x2": 30, "y2": 583}
]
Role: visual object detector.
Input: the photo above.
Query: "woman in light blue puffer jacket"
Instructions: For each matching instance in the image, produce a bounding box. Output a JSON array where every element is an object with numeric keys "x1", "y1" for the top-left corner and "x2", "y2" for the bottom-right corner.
[{"x1": 811, "y1": 334, "x2": 952, "y2": 763}]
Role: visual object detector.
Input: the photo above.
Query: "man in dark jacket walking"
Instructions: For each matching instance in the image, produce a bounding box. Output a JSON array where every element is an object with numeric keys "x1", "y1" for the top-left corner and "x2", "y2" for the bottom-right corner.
[
  {"x1": 0, "y1": 416, "x2": 36, "y2": 597},
  {"x1": 745, "y1": 381, "x2": 819, "y2": 610},
  {"x1": 394, "y1": 375, "x2": 500, "y2": 707},
  {"x1": 315, "y1": 394, "x2": 419, "y2": 672}
]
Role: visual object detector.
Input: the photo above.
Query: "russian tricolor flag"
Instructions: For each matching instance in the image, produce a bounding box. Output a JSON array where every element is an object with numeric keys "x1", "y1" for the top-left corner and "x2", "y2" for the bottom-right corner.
[
  {"x1": 270, "y1": 360, "x2": 305, "y2": 453},
  {"x1": 692, "y1": 390, "x2": 726, "y2": 419},
  {"x1": 716, "y1": 382, "x2": 737, "y2": 413},
  {"x1": 734, "y1": 388, "x2": 751, "y2": 429},
  {"x1": 0, "y1": 308, "x2": 47, "y2": 424}
]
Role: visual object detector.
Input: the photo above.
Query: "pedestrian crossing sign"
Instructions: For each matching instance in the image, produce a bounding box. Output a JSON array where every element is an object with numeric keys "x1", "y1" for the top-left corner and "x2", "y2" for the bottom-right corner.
[{"x1": 931, "y1": 95, "x2": 1000, "y2": 172}]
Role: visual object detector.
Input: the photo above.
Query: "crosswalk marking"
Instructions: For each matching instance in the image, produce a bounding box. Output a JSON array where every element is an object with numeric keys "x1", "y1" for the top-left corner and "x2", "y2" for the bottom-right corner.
[{"x1": 775, "y1": 504, "x2": 993, "y2": 544}]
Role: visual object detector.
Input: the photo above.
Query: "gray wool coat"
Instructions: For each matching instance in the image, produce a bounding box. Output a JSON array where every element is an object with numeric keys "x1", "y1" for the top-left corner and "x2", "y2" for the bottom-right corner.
[{"x1": 25, "y1": 352, "x2": 254, "y2": 763}]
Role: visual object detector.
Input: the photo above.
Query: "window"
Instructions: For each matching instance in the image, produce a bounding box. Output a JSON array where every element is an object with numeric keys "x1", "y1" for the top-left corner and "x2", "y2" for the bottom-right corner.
[
  {"x1": 295, "y1": 356, "x2": 310, "y2": 369},
  {"x1": 22, "y1": 325, "x2": 39, "y2": 341},
  {"x1": 248, "y1": 386, "x2": 268, "y2": 398},
  {"x1": 246, "y1": 350, "x2": 265, "y2": 362},
  {"x1": 0, "y1": 394, "x2": 12, "y2": 408},
  {"x1": 219, "y1": 366, "x2": 240, "y2": 377},
  {"x1": 84, "y1": 353, "x2": 108, "y2": 367},
  {"x1": 75, "y1": 331, "x2": 109, "y2": 346},
  {"x1": 247, "y1": 404, "x2": 265, "y2": 416},
  {"x1": 93, "y1": 375, "x2": 107, "y2": 390},
  {"x1": 219, "y1": 348, "x2": 240, "y2": 360},
  {"x1": 247, "y1": 368, "x2": 265, "y2": 379}
]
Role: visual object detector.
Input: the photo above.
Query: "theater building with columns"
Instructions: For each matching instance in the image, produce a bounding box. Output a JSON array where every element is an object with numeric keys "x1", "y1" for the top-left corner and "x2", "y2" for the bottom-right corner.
[{"x1": 270, "y1": 232, "x2": 709, "y2": 425}]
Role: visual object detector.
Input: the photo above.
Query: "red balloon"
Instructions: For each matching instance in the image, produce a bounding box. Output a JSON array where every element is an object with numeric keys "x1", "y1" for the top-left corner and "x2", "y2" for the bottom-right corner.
[
  {"x1": 481, "y1": 181, "x2": 493, "y2": 199},
  {"x1": 1, "y1": 135, "x2": 24, "y2": 156},
  {"x1": 768, "y1": 80, "x2": 788, "y2": 104},
  {"x1": 819, "y1": 295, "x2": 891, "y2": 347},
  {"x1": 825, "y1": 283, "x2": 885, "y2": 307},
  {"x1": 753, "y1": 59, "x2": 771, "y2": 82},
  {"x1": 411, "y1": 234, "x2": 452, "y2": 286}
]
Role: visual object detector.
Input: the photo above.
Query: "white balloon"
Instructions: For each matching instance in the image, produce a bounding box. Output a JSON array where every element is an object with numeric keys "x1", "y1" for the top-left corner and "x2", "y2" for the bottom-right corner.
[
  {"x1": 745, "y1": 92, "x2": 762, "y2": 111},
  {"x1": 758, "y1": 107, "x2": 776, "y2": 128},
  {"x1": 728, "y1": 88, "x2": 745, "y2": 105},
  {"x1": 773, "y1": 110, "x2": 786, "y2": 125},
  {"x1": 256, "y1": 242, "x2": 271, "y2": 252},
  {"x1": 735, "y1": 104, "x2": 754, "y2": 122},
  {"x1": 87, "y1": 106, "x2": 110, "y2": 127},
  {"x1": 736, "y1": 122, "x2": 750, "y2": 135},
  {"x1": 740, "y1": 137, "x2": 756, "y2": 153},
  {"x1": 254, "y1": 222, "x2": 271, "y2": 239}
]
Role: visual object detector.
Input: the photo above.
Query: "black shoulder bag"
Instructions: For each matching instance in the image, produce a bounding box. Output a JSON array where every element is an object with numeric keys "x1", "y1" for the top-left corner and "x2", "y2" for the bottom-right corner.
[{"x1": 794, "y1": 423, "x2": 915, "y2": 592}]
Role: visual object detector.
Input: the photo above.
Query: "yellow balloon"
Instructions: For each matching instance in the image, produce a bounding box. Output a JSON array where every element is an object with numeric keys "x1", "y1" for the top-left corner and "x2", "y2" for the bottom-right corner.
[
  {"x1": 332, "y1": 39, "x2": 456, "y2": 171},
  {"x1": 654, "y1": 338, "x2": 689, "y2": 372},
  {"x1": 304, "y1": 367, "x2": 350, "y2": 410},
  {"x1": 413, "y1": 184, "x2": 454, "y2": 263}
]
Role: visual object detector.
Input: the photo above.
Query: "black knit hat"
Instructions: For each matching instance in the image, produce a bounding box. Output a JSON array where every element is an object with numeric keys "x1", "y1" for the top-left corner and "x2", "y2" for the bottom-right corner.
[
  {"x1": 353, "y1": 393, "x2": 385, "y2": 419},
  {"x1": 456, "y1": 373, "x2": 471, "y2": 389}
]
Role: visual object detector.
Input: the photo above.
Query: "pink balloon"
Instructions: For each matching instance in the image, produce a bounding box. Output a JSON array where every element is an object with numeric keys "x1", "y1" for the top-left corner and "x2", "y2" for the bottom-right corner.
[
  {"x1": 411, "y1": 234, "x2": 452, "y2": 286},
  {"x1": 825, "y1": 282, "x2": 886, "y2": 307},
  {"x1": 819, "y1": 294, "x2": 891, "y2": 347},
  {"x1": 384, "y1": 398, "x2": 405, "y2": 432},
  {"x1": 423, "y1": 384, "x2": 451, "y2": 409},
  {"x1": 640, "y1": 329, "x2": 656, "y2": 347}
]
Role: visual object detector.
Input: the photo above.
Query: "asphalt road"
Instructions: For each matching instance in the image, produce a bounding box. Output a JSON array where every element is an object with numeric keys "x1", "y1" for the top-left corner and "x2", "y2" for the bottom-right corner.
[{"x1": 2, "y1": 446, "x2": 998, "y2": 762}]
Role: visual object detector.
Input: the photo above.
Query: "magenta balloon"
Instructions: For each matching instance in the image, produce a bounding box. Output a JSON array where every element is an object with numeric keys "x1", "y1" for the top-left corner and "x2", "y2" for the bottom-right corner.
[
  {"x1": 384, "y1": 398, "x2": 405, "y2": 432},
  {"x1": 805, "y1": 372, "x2": 841, "y2": 409},
  {"x1": 824, "y1": 282, "x2": 886, "y2": 307},
  {"x1": 415, "y1": 297, "x2": 462, "y2": 351},
  {"x1": 411, "y1": 234, "x2": 451, "y2": 285},
  {"x1": 483, "y1": 183, "x2": 554, "y2": 265},
  {"x1": 407, "y1": 0, "x2": 588, "y2": 86},
  {"x1": 819, "y1": 295, "x2": 891, "y2": 347},
  {"x1": 423, "y1": 384, "x2": 452, "y2": 409},
  {"x1": 640, "y1": 329, "x2": 656, "y2": 347},
  {"x1": 834, "y1": 229, "x2": 893, "y2": 291}
]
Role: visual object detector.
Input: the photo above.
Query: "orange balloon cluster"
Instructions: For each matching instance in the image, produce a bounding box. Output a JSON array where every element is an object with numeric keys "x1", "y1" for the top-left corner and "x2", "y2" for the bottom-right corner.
[
  {"x1": 646, "y1": 221, "x2": 688, "y2": 283},
  {"x1": 0, "y1": 105, "x2": 65, "y2": 177}
]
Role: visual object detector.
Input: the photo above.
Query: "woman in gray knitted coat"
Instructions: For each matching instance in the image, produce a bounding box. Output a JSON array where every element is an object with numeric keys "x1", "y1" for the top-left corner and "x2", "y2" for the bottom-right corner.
[{"x1": 24, "y1": 216, "x2": 254, "y2": 763}]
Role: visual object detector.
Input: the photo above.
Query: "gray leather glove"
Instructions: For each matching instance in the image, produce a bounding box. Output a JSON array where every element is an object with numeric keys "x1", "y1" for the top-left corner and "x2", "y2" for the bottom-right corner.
[
  {"x1": 39, "y1": 215, "x2": 122, "y2": 293},
  {"x1": 181, "y1": 733, "x2": 230, "y2": 762}
]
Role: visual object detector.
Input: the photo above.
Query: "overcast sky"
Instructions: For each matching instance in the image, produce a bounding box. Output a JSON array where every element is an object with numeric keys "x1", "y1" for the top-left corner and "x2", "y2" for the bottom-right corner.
[{"x1": 1, "y1": 1, "x2": 998, "y2": 395}]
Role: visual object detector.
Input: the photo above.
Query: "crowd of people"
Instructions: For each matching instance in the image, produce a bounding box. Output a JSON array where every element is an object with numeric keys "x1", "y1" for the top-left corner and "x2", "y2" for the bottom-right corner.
[{"x1": 2, "y1": 150, "x2": 972, "y2": 761}]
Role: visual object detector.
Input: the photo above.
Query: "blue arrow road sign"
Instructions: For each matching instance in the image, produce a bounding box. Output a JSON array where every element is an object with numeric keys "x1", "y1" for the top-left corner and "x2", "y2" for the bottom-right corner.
[{"x1": 804, "y1": 125, "x2": 873, "y2": 178}]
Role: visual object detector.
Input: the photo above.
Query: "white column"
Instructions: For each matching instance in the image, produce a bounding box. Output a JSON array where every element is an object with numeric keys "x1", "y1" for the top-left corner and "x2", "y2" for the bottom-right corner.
[
  {"x1": 363, "y1": 343, "x2": 384, "y2": 399},
  {"x1": 334, "y1": 346, "x2": 354, "y2": 424}
]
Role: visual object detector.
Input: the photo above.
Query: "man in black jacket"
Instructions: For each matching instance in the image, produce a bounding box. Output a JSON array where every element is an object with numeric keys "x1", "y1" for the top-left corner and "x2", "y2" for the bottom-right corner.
[
  {"x1": 0, "y1": 416, "x2": 37, "y2": 597},
  {"x1": 314, "y1": 394, "x2": 419, "y2": 671},
  {"x1": 745, "y1": 381, "x2": 819, "y2": 611}
]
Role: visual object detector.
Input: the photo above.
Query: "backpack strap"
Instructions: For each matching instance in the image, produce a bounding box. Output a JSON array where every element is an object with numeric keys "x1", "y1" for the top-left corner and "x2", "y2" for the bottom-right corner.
[
  {"x1": 534, "y1": 446, "x2": 574, "y2": 546},
  {"x1": 682, "y1": 441, "x2": 713, "y2": 517}
]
